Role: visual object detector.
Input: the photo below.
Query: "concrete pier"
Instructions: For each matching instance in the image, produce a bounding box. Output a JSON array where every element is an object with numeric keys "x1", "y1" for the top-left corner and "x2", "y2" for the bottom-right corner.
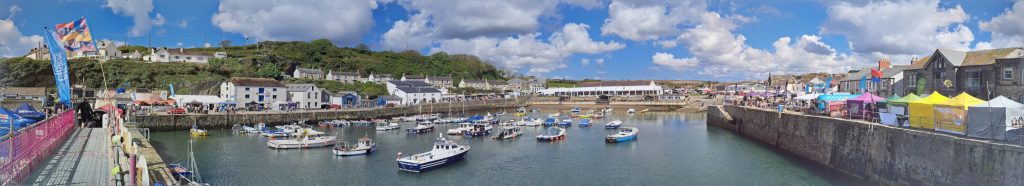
[{"x1": 706, "y1": 105, "x2": 1024, "y2": 185}]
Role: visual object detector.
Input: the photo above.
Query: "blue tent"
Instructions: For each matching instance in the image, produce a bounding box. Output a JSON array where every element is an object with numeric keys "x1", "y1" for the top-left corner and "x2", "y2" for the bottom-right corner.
[
  {"x1": 13, "y1": 103, "x2": 46, "y2": 120},
  {"x1": 817, "y1": 94, "x2": 860, "y2": 111},
  {"x1": 0, "y1": 107, "x2": 35, "y2": 136}
]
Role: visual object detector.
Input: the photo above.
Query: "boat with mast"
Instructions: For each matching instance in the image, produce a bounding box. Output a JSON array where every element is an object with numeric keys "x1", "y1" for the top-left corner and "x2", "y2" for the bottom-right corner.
[
  {"x1": 333, "y1": 135, "x2": 377, "y2": 156},
  {"x1": 169, "y1": 139, "x2": 210, "y2": 185},
  {"x1": 266, "y1": 129, "x2": 336, "y2": 149}
]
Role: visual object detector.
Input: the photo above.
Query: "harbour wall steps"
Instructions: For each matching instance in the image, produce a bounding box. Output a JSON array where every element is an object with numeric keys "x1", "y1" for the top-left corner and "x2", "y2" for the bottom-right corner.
[{"x1": 706, "y1": 105, "x2": 1024, "y2": 185}]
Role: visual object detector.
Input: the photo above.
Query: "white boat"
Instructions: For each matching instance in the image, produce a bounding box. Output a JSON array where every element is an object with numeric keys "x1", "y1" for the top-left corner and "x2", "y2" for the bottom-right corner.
[
  {"x1": 548, "y1": 113, "x2": 561, "y2": 118},
  {"x1": 536, "y1": 127, "x2": 566, "y2": 141},
  {"x1": 447, "y1": 122, "x2": 474, "y2": 135},
  {"x1": 376, "y1": 122, "x2": 401, "y2": 131},
  {"x1": 267, "y1": 129, "x2": 336, "y2": 149},
  {"x1": 526, "y1": 118, "x2": 542, "y2": 126},
  {"x1": 397, "y1": 134, "x2": 470, "y2": 173},
  {"x1": 408, "y1": 123, "x2": 435, "y2": 134},
  {"x1": 333, "y1": 136, "x2": 376, "y2": 156},
  {"x1": 261, "y1": 125, "x2": 303, "y2": 137},
  {"x1": 627, "y1": 108, "x2": 637, "y2": 114},
  {"x1": 605, "y1": 127, "x2": 638, "y2": 143},
  {"x1": 492, "y1": 126, "x2": 522, "y2": 140},
  {"x1": 605, "y1": 120, "x2": 623, "y2": 129}
]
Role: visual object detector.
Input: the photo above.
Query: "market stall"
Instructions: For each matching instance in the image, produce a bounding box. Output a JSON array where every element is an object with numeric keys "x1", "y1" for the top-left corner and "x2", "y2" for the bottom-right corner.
[
  {"x1": 966, "y1": 96, "x2": 1024, "y2": 141},
  {"x1": 908, "y1": 92, "x2": 949, "y2": 129},
  {"x1": 933, "y1": 93, "x2": 984, "y2": 135},
  {"x1": 846, "y1": 93, "x2": 884, "y2": 120}
]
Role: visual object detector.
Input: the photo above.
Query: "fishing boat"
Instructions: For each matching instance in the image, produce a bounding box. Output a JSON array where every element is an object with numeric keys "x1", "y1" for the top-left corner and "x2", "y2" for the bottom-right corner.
[
  {"x1": 376, "y1": 122, "x2": 401, "y2": 131},
  {"x1": 396, "y1": 133, "x2": 470, "y2": 173},
  {"x1": 557, "y1": 118, "x2": 573, "y2": 127},
  {"x1": 543, "y1": 118, "x2": 557, "y2": 127},
  {"x1": 463, "y1": 123, "x2": 491, "y2": 137},
  {"x1": 447, "y1": 122, "x2": 474, "y2": 135},
  {"x1": 627, "y1": 108, "x2": 637, "y2": 114},
  {"x1": 407, "y1": 123, "x2": 435, "y2": 134},
  {"x1": 261, "y1": 125, "x2": 303, "y2": 137},
  {"x1": 605, "y1": 120, "x2": 622, "y2": 129},
  {"x1": 579, "y1": 119, "x2": 592, "y2": 127},
  {"x1": 333, "y1": 136, "x2": 376, "y2": 156},
  {"x1": 536, "y1": 127, "x2": 566, "y2": 141},
  {"x1": 492, "y1": 126, "x2": 522, "y2": 140},
  {"x1": 605, "y1": 127, "x2": 638, "y2": 143},
  {"x1": 267, "y1": 129, "x2": 336, "y2": 149}
]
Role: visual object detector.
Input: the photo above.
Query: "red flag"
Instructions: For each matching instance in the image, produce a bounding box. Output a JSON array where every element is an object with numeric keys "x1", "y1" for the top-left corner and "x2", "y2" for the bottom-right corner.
[{"x1": 870, "y1": 68, "x2": 882, "y2": 78}]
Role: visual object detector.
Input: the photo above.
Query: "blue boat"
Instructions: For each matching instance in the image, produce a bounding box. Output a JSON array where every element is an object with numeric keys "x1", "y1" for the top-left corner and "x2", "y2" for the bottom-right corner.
[
  {"x1": 543, "y1": 118, "x2": 556, "y2": 126},
  {"x1": 605, "y1": 127, "x2": 638, "y2": 143},
  {"x1": 397, "y1": 134, "x2": 470, "y2": 173},
  {"x1": 557, "y1": 118, "x2": 573, "y2": 127},
  {"x1": 579, "y1": 119, "x2": 591, "y2": 127},
  {"x1": 570, "y1": 107, "x2": 581, "y2": 114}
]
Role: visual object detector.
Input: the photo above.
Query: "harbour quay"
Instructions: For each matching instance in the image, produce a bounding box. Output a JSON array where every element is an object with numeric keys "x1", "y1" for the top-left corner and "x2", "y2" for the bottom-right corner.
[{"x1": 707, "y1": 105, "x2": 1024, "y2": 185}]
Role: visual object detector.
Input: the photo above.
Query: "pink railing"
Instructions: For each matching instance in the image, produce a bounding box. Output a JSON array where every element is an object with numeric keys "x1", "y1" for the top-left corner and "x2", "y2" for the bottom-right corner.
[{"x1": 0, "y1": 111, "x2": 76, "y2": 185}]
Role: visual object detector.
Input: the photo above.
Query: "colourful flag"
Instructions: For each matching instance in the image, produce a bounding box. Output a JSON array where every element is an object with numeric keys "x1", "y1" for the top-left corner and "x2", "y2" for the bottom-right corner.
[
  {"x1": 871, "y1": 68, "x2": 882, "y2": 83},
  {"x1": 859, "y1": 75, "x2": 866, "y2": 93},
  {"x1": 44, "y1": 28, "x2": 73, "y2": 107},
  {"x1": 54, "y1": 17, "x2": 96, "y2": 53}
]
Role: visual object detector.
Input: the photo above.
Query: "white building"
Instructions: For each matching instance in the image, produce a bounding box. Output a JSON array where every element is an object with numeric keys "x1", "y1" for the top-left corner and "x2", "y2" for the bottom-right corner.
[
  {"x1": 366, "y1": 73, "x2": 393, "y2": 84},
  {"x1": 95, "y1": 40, "x2": 121, "y2": 62},
  {"x1": 537, "y1": 81, "x2": 664, "y2": 96},
  {"x1": 327, "y1": 71, "x2": 362, "y2": 83},
  {"x1": 286, "y1": 84, "x2": 322, "y2": 109},
  {"x1": 426, "y1": 76, "x2": 454, "y2": 88},
  {"x1": 293, "y1": 68, "x2": 324, "y2": 79},
  {"x1": 394, "y1": 86, "x2": 443, "y2": 105},
  {"x1": 386, "y1": 80, "x2": 433, "y2": 95},
  {"x1": 145, "y1": 47, "x2": 214, "y2": 63},
  {"x1": 219, "y1": 77, "x2": 288, "y2": 108},
  {"x1": 459, "y1": 79, "x2": 488, "y2": 89},
  {"x1": 400, "y1": 74, "x2": 426, "y2": 82}
]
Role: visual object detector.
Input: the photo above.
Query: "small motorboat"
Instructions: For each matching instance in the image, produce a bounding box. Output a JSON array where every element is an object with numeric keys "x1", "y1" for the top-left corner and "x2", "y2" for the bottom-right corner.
[
  {"x1": 592, "y1": 113, "x2": 605, "y2": 119},
  {"x1": 376, "y1": 122, "x2": 401, "y2": 131},
  {"x1": 543, "y1": 118, "x2": 557, "y2": 127},
  {"x1": 492, "y1": 126, "x2": 522, "y2": 140},
  {"x1": 531, "y1": 108, "x2": 541, "y2": 113},
  {"x1": 570, "y1": 107, "x2": 581, "y2": 114},
  {"x1": 548, "y1": 113, "x2": 561, "y2": 118},
  {"x1": 557, "y1": 118, "x2": 573, "y2": 127},
  {"x1": 463, "y1": 123, "x2": 491, "y2": 137},
  {"x1": 627, "y1": 108, "x2": 637, "y2": 114},
  {"x1": 447, "y1": 122, "x2": 473, "y2": 135},
  {"x1": 267, "y1": 129, "x2": 336, "y2": 149},
  {"x1": 605, "y1": 120, "x2": 622, "y2": 129},
  {"x1": 261, "y1": 125, "x2": 302, "y2": 137},
  {"x1": 334, "y1": 136, "x2": 376, "y2": 156},
  {"x1": 407, "y1": 123, "x2": 435, "y2": 134},
  {"x1": 190, "y1": 128, "x2": 208, "y2": 137},
  {"x1": 579, "y1": 119, "x2": 592, "y2": 127},
  {"x1": 527, "y1": 118, "x2": 543, "y2": 126},
  {"x1": 536, "y1": 127, "x2": 566, "y2": 141},
  {"x1": 495, "y1": 111, "x2": 506, "y2": 116},
  {"x1": 605, "y1": 127, "x2": 638, "y2": 143},
  {"x1": 397, "y1": 133, "x2": 470, "y2": 173}
]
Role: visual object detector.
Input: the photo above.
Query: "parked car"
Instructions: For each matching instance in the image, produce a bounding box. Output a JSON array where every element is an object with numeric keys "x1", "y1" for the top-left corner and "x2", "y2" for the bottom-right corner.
[{"x1": 167, "y1": 107, "x2": 186, "y2": 114}]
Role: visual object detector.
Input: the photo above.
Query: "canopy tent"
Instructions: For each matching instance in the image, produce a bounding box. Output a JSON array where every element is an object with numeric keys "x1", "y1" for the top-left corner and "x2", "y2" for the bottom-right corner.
[
  {"x1": 908, "y1": 92, "x2": 949, "y2": 129},
  {"x1": 877, "y1": 95, "x2": 905, "y2": 126},
  {"x1": 171, "y1": 95, "x2": 223, "y2": 105},
  {"x1": 966, "y1": 96, "x2": 1024, "y2": 141},
  {"x1": 887, "y1": 93, "x2": 921, "y2": 115},
  {"x1": 96, "y1": 104, "x2": 124, "y2": 116},
  {"x1": 13, "y1": 103, "x2": 46, "y2": 120},
  {"x1": 132, "y1": 100, "x2": 176, "y2": 106},
  {"x1": 0, "y1": 106, "x2": 35, "y2": 132},
  {"x1": 794, "y1": 93, "x2": 821, "y2": 100},
  {"x1": 933, "y1": 93, "x2": 985, "y2": 135},
  {"x1": 816, "y1": 94, "x2": 859, "y2": 112},
  {"x1": 846, "y1": 93, "x2": 884, "y2": 119}
]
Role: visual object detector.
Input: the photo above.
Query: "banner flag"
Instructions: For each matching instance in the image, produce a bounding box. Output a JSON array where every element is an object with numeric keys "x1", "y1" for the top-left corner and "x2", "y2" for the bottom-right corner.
[
  {"x1": 859, "y1": 75, "x2": 866, "y2": 93},
  {"x1": 169, "y1": 83, "x2": 176, "y2": 98},
  {"x1": 871, "y1": 68, "x2": 882, "y2": 83},
  {"x1": 54, "y1": 17, "x2": 96, "y2": 53},
  {"x1": 44, "y1": 28, "x2": 73, "y2": 107}
]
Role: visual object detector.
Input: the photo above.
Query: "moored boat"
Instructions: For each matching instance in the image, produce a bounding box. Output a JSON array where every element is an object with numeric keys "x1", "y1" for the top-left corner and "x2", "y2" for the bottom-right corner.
[
  {"x1": 543, "y1": 118, "x2": 556, "y2": 127},
  {"x1": 397, "y1": 134, "x2": 470, "y2": 173},
  {"x1": 492, "y1": 126, "x2": 522, "y2": 140},
  {"x1": 605, "y1": 120, "x2": 622, "y2": 129},
  {"x1": 376, "y1": 122, "x2": 401, "y2": 131},
  {"x1": 605, "y1": 127, "x2": 638, "y2": 143},
  {"x1": 463, "y1": 123, "x2": 492, "y2": 137},
  {"x1": 407, "y1": 123, "x2": 436, "y2": 134},
  {"x1": 536, "y1": 127, "x2": 566, "y2": 141},
  {"x1": 579, "y1": 119, "x2": 592, "y2": 127},
  {"x1": 447, "y1": 122, "x2": 473, "y2": 135},
  {"x1": 627, "y1": 108, "x2": 637, "y2": 114},
  {"x1": 333, "y1": 136, "x2": 376, "y2": 156},
  {"x1": 557, "y1": 118, "x2": 573, "y2": 127},
  {"x1": 267, "y1": 129, "x2": 336, "y2": 149}
]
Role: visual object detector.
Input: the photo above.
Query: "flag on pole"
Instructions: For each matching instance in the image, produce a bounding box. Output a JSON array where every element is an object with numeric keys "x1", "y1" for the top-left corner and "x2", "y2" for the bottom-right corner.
[
  {"x1": 43, "y1": 28, "x2": 73, "y2": 107},
  {"x1": 169, "y1": 83, "x2": 176, "y2": 98},
  {"x1": 871, "y1": 68, "x2": 883, "y2": 83},
  {"x1": 54, "y1": 17, "x2": 96, "y2": 53},
  {"x1": 859, "y1": 75, "x2": 866, "y2": 93}
]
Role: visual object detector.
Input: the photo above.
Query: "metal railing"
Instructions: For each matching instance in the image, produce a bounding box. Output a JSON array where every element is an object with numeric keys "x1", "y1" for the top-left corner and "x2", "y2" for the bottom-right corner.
[{"x1": 0, "y1": 111, "x2": 76, "y2": 185}]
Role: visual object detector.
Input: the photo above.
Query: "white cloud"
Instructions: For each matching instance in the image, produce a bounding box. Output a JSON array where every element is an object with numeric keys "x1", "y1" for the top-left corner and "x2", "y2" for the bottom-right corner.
[
  {"x1": 561, "y1": 0, "x2": 603, "y2": 9},
  {"x1": 432, "y1": 23, "x2": 625, "y2": 76},
  {"x1": 177, "y1": 19, "x2": 188, "y2": 28},
  {"x1": 212, "y1": 0, "x2": 379, "y2": 45},
  {"x1": 0, "y1": 5, "x2": 42, "y2": 57},
  {"x1": 978, "y1": 1, "x2": 1024, "y2": 49},
  {"x1": 820, "y1": 0, "x2": 973, "y2": 55},
  {"x1": 669, "y1": 12, "x2": 860, "y2": 78},
  {"x1": 595, "y1": 58, "x2": 605, "y2": 66},
  {"x1": 104, "y1": 0, "x2": 164, "y2": 37},
  {"x1": 652, "y1": 52, "x2": 698, "y2": 70},
  {"x1": 600, "y1": 0, "x2": 707, "y2": 41},
  {"x1": 581, "y1": 58, "x2": 590, "y2": 66},
  {"x1": 6, "y1": 5, "x2": 20, "y2": 20}
]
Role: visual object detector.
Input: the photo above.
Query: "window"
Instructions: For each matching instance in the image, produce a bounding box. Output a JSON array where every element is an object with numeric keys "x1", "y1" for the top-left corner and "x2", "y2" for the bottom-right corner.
[
  {"x1": 1004, "y1": 68, "x2": 1014, "y2": 80},
  {"x1": 966, "y1": 70, "x2": 981, "y2": 91},
  {"x1": 908, "y1": 74, "x2": 917, "y2": 88},
  {"x1": 273, "y1": 95, "x2": 277, "y2": 99},
  {"x1": 245, "y1": 87, "x2": 250, "y2": 91},
  {"x1": 186, "y1": 56, "x2": 192, "y2": 60},
  {"x1": 244, "y1": 94, "x2": 250, "y2": 99}
]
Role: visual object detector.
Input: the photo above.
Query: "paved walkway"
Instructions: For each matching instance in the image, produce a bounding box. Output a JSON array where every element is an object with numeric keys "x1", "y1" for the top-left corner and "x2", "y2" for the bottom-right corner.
[{"x1": 26, "y1": 128, "x2": 110, "y2": 185}]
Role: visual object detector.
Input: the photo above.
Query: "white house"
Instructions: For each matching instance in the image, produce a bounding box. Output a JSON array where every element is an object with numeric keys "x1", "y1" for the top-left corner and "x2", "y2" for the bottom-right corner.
[
  {"x1": 386, "y1": 80, "x2": 433, "y2": 95},
  {"x1": 286, "y1": 84, "x2": 322, "y2": 109},
  {"x1": 488, "y1": 80, "x2": 509, "y2": 91},
  {"x1": 459, "y1": 79, "x2": 489, "y2": 89},
  {"x1": 538, "y1": 81, "x2": 664, "y2": 96},
  {"x1": 219, "y1": 77, "x2": 288, "y2": 108},
  {"x1": 293, "y1": 68, "x2": 324, "y2": 79},
  {"x1": 394, "y1": 86, "x2": 443, "y2": 105},
  {"x1": 366, "y1": 73, "x2": 393, "y2": 84},
  {"x1": 145, "y1": 47, "x2": 214, "y2": 63},
  {"x1": 400, "y1": 74, "x2": 426, "y2": 82},
  {"x1": 327, "y1": 71, "x2": 362, "y2": 83},
  {"x1": 96, "y1": 40, "x2": 121, "y2": 62},
  {"x1": 426, "y1": 76, "x2": 454, "y2": 88}
]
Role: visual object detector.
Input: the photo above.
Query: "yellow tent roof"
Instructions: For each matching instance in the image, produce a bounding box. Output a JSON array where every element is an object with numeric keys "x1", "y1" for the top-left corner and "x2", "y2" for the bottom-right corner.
[
  {"x1": 936, "y1": 92, "x2": 985, "y2": 107},
  {"x1": 909, "y1": 91, "x2": 950, "y2": 104}
]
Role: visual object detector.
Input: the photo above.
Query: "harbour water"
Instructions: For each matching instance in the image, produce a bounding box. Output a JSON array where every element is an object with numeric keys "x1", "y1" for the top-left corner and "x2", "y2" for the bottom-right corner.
[{"x1": 149, "y1": 111, "x2": 869, "y2": 185}]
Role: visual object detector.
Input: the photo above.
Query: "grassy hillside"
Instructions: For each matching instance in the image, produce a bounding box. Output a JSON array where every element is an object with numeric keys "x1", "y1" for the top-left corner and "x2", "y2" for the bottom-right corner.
[{"x1": 0, "y1": 39, "x2": 506, "y2": 95}]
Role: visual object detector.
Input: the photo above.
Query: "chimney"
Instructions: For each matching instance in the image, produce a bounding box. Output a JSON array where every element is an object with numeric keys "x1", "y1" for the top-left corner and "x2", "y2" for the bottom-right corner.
[{"x1": 878, "y1": 58, "x2": 891, "y2": 70}]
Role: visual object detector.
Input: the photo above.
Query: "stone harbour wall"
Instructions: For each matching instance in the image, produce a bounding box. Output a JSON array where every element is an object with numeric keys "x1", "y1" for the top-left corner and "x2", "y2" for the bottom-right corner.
[{"x1": 706, "y1": 105, "x2": 1024, "y2": 186}]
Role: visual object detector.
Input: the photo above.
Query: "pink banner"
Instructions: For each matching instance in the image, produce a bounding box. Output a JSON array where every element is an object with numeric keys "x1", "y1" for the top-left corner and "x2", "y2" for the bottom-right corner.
[{"x1": 0, "y1": 111, "x2": 76, "y2": 185}]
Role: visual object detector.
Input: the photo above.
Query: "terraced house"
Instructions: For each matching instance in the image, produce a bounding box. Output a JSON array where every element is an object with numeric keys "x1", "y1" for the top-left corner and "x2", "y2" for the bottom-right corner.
[{"x1": 902, "y1": 47, "x2": 1024, "y2": 101}]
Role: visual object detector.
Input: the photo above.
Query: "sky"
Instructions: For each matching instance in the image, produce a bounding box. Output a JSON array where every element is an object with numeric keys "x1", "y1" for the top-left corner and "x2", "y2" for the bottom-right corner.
[{"x1": 0, "y1": 0, "x2": 1022, "y2": 81}]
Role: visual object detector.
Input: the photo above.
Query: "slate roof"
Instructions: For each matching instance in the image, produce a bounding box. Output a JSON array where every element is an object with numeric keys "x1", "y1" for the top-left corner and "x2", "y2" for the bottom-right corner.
[
  {"x1": 331, "y1": 71, "x2": 361, "y2": 76},
  {"x1": 0, "y1": 87, "x2": 46, "y2": 96},
  {"x1": 227, "y1": 77, "x2": 287, "y2": 87},
  {"x1": 388, "y1": 80, "x2": 432, "y2": 87},
  {"x1": 397, "y1": 87, "x2": 441, "y2": 93},
  {"x1": 909, "y1": 48, "x2": 1022, "y2": 69},
  {"x1": 286, "y1": 84, "x2": 316, "y2": 92},
  {"x1": 489, "y1": 80, "x2": 508, "y2": 85},
  {"x1": 296, "y1": 68, "x2": 323, "y2": 74}
]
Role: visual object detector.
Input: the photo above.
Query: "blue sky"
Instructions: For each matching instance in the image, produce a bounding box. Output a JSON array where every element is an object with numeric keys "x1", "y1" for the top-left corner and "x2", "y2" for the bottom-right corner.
[{"x1": 1, "y1": 0, "x2": 1022, "y2": 81}]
